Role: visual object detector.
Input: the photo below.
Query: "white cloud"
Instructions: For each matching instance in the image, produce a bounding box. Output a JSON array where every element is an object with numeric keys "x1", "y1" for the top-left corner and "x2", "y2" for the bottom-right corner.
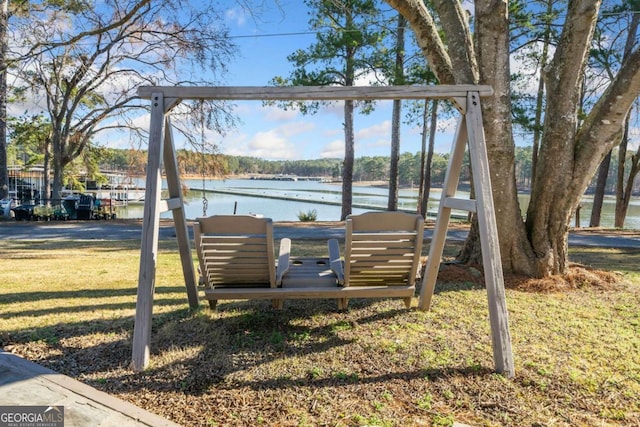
[
  {"x1": 629, "y1": 126, "x2": 640, "y2": 150},
  {"x1": 247, "y1": 133, "x2": 295, "y2": 158},
  {"x1": 462, "y1": 1, "x2": 474, "y2": 16},
  {"x1": 356, "y1": 120, "x2": 391, "y2": 140},
  {"x1": 323, "y1": 101, "x2": 346, "y2": 118},
  {"x1": 225, "y1": 7, "x2": 247, "y2": 27},
  {"x1": 263, "y1": 105, "x2": 299, "y2": 121},
  {"x1": 319, "y1": 139, "x2": 344, "y2": 158},
  {"x1": 323, "y1": 127, "x2": 342, "y2": 138},
  {"x1": 279, "y1": 120, "x2": 316, "y2": 137},
  {"x1": 220, "y1": 125, "x2": 305, "y2": 160},
  {"x1": 355, "y1": 69, "x2": 386, "y2": 86},
  {"x1": 249, "y1": 129, "x2": 290, "y2": 150},
  {"x1": 366, "y1": 138, "x2": 390, "y2": 150}
]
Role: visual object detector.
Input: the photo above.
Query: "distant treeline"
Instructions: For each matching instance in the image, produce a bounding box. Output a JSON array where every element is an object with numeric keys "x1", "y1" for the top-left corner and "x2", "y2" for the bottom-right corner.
[
  {"x1": 100, "y1": 147, "x2": 466, "y2": 186},
  {"x1": 98, "y1": 146, "x2": 614, "y2": 191}
]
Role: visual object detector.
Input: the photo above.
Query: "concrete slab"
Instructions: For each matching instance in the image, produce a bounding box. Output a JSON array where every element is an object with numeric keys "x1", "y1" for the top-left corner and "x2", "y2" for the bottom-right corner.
[{"x1": 0, "y1": 350, "x2": 180, "y2": 427}]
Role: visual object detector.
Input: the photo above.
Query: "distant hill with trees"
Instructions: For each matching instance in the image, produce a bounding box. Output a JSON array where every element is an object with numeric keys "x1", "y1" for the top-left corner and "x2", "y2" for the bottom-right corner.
[{"x1": 99, "y1": 146, "x2": 551, "y2": 191}]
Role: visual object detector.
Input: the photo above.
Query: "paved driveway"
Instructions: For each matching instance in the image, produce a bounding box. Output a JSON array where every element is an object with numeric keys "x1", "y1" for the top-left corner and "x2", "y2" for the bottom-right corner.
[{"x1": 1, "y1": 219, "x2": 637, "y2": 248}]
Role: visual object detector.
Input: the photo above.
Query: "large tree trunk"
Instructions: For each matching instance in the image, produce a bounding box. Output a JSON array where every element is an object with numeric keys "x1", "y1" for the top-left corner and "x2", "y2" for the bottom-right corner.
[
  {"x1": 526, "y1": 2, "x2": 600, "y2": 275},
  {"x1": 51, "y1": 132, "x2": 66, "y2": 202},
  {"x1": 0, "y1": 0, "x2": 8, "y2": 201},
  {"x1": 589, "y1": 150, "x2": 611, "y2": 227},
  {"x1": 388, "y1": 13, "x2": 406, "y2": 211},
  {"x1": 341, "y1": 99, "x2": 354, "y2": 221},
  {"x1": 418, "y1": 100, "x2": 437, "y2": 218},
  {"x1": 613, "y1": 12, "x2": 640, "y2": 229},
  {"x1": 43, "y1": 144, "x2": 51, "y2": 204},
  {"x1": 531, "y1": 0, "x2": 554, "y2": 189},
  {"x1": 527, "y1": 1, "x2": 640, "y2": 275},
  {"x1": 615, "y1": 120, "x2": 640, "y2": 228},
  {"x1": 388, "y1": 98, "x2": 400, "y2": 211},
  {"x1": 388, "y1": 0, "x2": 536, "y2": 275},
  {"x1": 461, "y1": 0, "x2": 537, "y2": 275},
  {"x1": 389, "y1": 0, "x2": 640, "y2": 278}
]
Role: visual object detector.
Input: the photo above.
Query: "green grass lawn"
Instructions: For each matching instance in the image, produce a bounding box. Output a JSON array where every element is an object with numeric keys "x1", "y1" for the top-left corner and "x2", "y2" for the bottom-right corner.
[{"x1": 0, "y1": 238, "x2": 639, "y2": 426}]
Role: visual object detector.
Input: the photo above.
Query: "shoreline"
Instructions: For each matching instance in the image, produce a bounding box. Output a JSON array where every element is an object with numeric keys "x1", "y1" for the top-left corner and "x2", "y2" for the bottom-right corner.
[{"x1": 147, "y1": 174, "x2": 398, "y2": 189}]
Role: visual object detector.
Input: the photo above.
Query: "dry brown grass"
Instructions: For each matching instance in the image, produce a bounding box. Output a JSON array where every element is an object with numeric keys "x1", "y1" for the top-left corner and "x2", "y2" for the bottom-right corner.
[
  {"x1": 1, "y1": 233, "x2": 639, "y2": 427},
  {"x1": 508, "y1": 263, "x2": 621, "y2": 293}
]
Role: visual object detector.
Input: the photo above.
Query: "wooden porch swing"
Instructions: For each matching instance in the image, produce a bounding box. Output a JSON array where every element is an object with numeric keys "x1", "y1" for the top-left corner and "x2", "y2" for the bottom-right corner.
[{"x1": 131, "y1": 85, "x2": 515, "y2": 378}]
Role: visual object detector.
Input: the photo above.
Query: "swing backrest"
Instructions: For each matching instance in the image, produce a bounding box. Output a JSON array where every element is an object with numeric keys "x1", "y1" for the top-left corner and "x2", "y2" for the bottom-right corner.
[
  {"x1": 343, "y1": 211, "x2": 424, "y2": 287},
  {"x1": 194, "y1": 215, "x2": 277, "y2": 288}
]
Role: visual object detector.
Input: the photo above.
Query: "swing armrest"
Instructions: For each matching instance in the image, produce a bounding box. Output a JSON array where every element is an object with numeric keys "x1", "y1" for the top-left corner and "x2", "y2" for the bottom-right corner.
[
  {"x1": 328, "y1": 239, "x2": 344, "y2": 285},
  {"x1": 276, "y1": 238, "x2": 291, "y2": 286}
]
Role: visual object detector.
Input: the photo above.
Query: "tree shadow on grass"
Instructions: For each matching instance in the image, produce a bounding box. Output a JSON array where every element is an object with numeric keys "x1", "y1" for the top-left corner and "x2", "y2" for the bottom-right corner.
[
  {"x1": 0, "y1": 285, "x2": 184, "y2": 305},
  {"x1": 128, "y1": 300, "x2": 493, "y2": 398},
  {"x1": 3, "y1": 290, "x2": 498, "y2": 408},
  {"x1": 0, "y1": 239, "x2": 142, "y2": 253}
]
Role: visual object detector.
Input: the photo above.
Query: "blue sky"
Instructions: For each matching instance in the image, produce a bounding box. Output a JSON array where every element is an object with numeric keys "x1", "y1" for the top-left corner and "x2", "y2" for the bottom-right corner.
[
  {"x1": 183, "y1": 1, "x2": 640, "y2": 160},
  {"x1": 8, "y1": 0, "x2": 460, "y2": 161},
  {"x1": 206, "y1": 0, "x2": 460, "y2": 160}
]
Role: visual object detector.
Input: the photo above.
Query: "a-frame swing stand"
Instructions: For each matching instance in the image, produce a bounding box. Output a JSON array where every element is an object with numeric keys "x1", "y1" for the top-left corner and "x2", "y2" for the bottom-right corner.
[{"x1": 131, "y1": 85, "x2": 515, "y2": 378}]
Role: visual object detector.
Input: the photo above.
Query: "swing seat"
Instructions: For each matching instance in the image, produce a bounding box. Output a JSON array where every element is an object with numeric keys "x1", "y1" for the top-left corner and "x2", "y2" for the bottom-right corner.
[
  {"x1": 194, "y1": 215, "x2": 290, "y2": 309},
  {"x1": 194, "y1": 212, "x2": 424, "y2": 310},
  {"x1": 330, "y1": 211, "x2": 424, "y2": 309}
]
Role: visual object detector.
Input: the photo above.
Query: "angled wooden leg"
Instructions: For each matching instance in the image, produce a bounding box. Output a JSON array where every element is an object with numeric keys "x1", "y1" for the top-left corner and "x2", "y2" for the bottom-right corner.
[
  {"x1": 272, "y1": 299, "x2": 284, "y2": 309},
  {"x1": 338, "y1": 298, "x2": 349, "y2": 310},
  {"x1": 208, "y1": 299, "x2": 217, "y2": 310},
  {"x1": 403, "y1": 297, "x2": 413, "y2": 308}
]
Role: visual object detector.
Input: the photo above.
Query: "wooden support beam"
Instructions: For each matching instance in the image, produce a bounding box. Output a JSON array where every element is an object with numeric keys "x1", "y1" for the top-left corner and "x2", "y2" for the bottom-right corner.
[
  {"x1": 131, "y1": 92, "x2": 166, "y2": 372},
  {"x1": 163, "y1": 117, "x2": 199, "y2": 308},
  {"x1": 131, "y1": 85, "x2": 514, "y2": 378},
  {"x1": 159, "y1": 197, "x2": 182, "y2": 213},
  {"x1": 418, "y1": 117, "x2": 469, "y2": 310},
  {"x1": 442, "y1": 197, "x2": 477, "y2": 213},
  {"x1": 465, "y1": 92, "x2": 514, "y2": 378},
  {"x1": 204, "y1": 285, "x2": 415, "y2": 301},
  {"x1": 138, "y1": 85, "x2": 494, "y2": 101}
]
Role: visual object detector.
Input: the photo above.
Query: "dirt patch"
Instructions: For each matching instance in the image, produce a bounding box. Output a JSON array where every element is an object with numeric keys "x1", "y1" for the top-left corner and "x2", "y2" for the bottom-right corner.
[
  {"x1": 436, "y1": 263, "x2": 485, "y2": 286},
  {"x1": 570, "y1": 226, "x2": 639, "y2": 237},
  {"x1": 435, "y1": 262, "x2": 624, "y2": 293},
  {"x1": 508, "y1": 263, "x2": 622, "y2": 293}
]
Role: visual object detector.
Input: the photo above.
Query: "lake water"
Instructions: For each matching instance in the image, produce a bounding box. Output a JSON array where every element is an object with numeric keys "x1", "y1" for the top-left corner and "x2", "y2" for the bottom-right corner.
[{"x1": 117, "y1": 178, "x2": 640, "y2": 229}]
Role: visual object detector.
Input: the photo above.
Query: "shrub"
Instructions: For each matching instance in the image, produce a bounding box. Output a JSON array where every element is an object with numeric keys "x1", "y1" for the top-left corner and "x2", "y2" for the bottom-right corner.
[{"x1": 297, "y1": 209, "x2": 318, "y2": 222}]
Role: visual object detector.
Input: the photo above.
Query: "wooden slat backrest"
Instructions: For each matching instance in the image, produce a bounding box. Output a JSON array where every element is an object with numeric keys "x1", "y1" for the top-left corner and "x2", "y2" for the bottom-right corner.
[
  {"x1": 194, "y1": 215, "x2": 276, "y2": 288},
  {"x1": 344, "y1": 212, "x2": 424, "y2": 287}
]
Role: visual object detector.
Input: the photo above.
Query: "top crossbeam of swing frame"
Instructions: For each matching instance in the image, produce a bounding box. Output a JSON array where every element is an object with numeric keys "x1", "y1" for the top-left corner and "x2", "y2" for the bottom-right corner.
[
  {"x1": 132, "y1": 84, "x2": 514, "y2": 378},
  {"x1": 137, "y1": 85, "x2": 493, "y2": 107}
]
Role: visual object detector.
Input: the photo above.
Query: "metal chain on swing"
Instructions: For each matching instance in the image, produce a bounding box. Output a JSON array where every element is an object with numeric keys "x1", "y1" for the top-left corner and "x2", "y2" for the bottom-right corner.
[{"x1": 199, "y1": 103, "x2": 208, "y2": 217}]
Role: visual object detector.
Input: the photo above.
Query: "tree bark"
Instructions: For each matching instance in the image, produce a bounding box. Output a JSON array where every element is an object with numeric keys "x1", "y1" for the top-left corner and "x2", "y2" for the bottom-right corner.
[
  {"x1": 418, "y1": 100, "x2": 437, "y2": 218},
  {"x1": 388, "y1": 99, "x2": 400, "y2": 211},
  {"x1": 386, "y1": 0, "x2": 537, "y2": 275},
  {"x1": 461, "y1": 0, "x2": 536, "y2": 275},
  {"x1": 341, "y1": 99, "x2": 354, "y2": 221},
  {"x1": 526, "y1": 1, "x2": 600, "y2": 275},
  {"x1": 0, "y1": 0, "x2": 8, "y2": 201},
  {"x1": 526, "y1": 0, "x2": 640, "y2": 275},
  {"x1": 613, "y1": 11, "x2": 640, "y2": 229},
  {"x1": 615, "y1": 120, "x2": 640, "y2": 228},
  {"x1": 43, "y1": 142, "x2": 51, "y2": 203},
  {"x1": 590, "y1": 150, "x2": 611, "y2": 227},
  {"x1": 388, "y1": 14, "x2": 405, "y2": 211},
  {"x1": 531, "y1": 0, "x2": 554, "y2": 189},
  {"x1": 388, "y1": 0, "x2": 640, "y2": 278},
  {"x1": 616, "y1": 147, "x2": 640, "y2": 228},
  {"x1": 384, "y1": 0, "x2": 456, "y2": 84},
  {"x1": 51, "y1": 130, "x2": 65, "y2": 201}
]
